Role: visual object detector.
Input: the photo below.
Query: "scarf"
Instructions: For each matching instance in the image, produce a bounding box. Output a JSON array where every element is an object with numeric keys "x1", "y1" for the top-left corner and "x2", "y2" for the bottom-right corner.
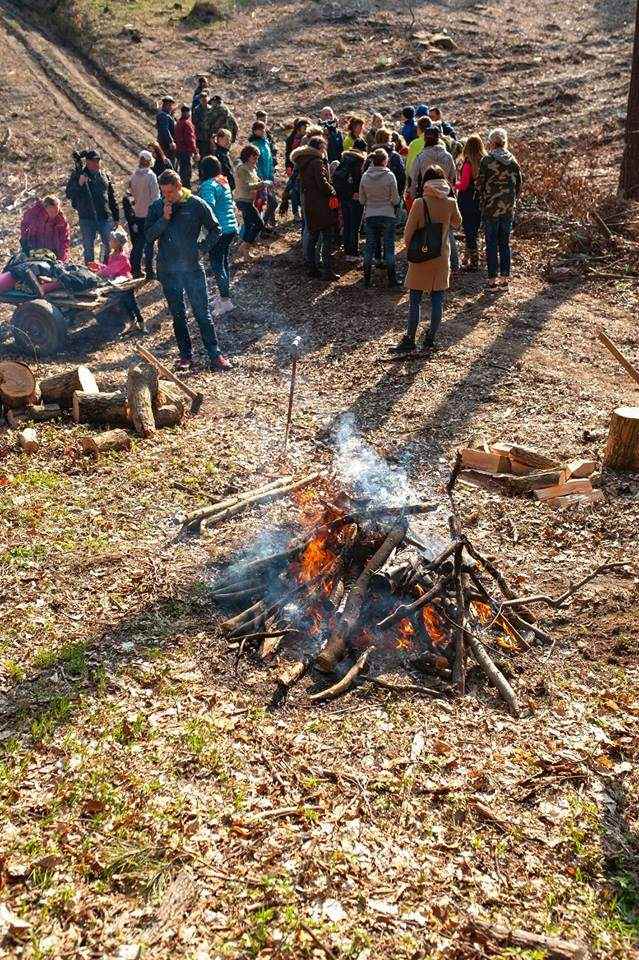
[{"x1": 423, "y1": 178, "x2": 450, "y2": 200}]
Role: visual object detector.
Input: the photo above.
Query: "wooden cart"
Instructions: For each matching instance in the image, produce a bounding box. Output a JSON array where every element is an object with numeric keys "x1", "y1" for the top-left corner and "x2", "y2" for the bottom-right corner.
[{"x1": 0, "y1": 277, "x2": 146, "y2": 357}]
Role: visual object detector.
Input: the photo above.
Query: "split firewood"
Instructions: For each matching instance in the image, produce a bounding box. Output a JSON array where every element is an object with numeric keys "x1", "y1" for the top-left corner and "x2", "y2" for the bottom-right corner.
[
  {"x1": 18, "y1": 427, "x2": 38, "y2": 453},
  {"x1": 546, "y1": 490, "x2": 604, "y2": 509},
  {"x1": 460, "y1": 468, "x2": 562, "y2": 495},
  {"x1": 80, "y1": 429, "x2": 132, "y2": 455},
  {"x1": 316, "y1": 522, "x2": 408, "y2": 672},
  {"x1": 194, "y1": 473, "x2": 323, "y2": 532},
  {"x1": 468, "y1": 918, "x2": 587, "y2": 960},
  {"x1": 73, "y1": 390, "x2": 129, "y2": 426},
  {"x1": 604, "y1": 406, "x2": 639, "y2": 471},
  {"x1": 127, "y1": 364, "x2": 158, "y2": 438},
  {"x1": 563, "y1": 458, "x2": 597, "y2": 480},
  {"x1": 153, "y1": 403, "x2": 184, "y2": 428},
  {"x1": 460, "y1": 448, "x2": 510, "y2": 474},
  {"x1": 39, "y1": 366, "x2": 98, "y2": 408},
  {"x1": 26, "y1": 404, "x2": 63, "y2": 422},
  {"x1": 534, "y1": 478, "x2": 593, "y2": 501},
  {"x1": 507, "y1": 444, "x2": 560, "y2": 471},
  {"x1": 309, "y1": 649, "x2": 371, "y2": 703},
  {"x1": 0, "y1": 359, "x2": 37, "y2": 409}
]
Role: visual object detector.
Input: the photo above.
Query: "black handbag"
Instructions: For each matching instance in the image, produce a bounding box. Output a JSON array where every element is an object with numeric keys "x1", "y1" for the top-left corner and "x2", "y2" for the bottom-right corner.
[{"x1": 407, "y1": 198, "x2": 443, "y2": 263}]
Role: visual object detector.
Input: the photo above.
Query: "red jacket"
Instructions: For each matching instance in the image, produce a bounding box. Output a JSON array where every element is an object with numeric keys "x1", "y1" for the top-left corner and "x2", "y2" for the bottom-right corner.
[
  {"x1": 95, "y1": 251, "x2": 132, "y2": 280},
  {"x1": 175, "y1": 117, "x2": 198, "y2": 155},
  {"x1": 20, "y1": 201, "x2": 71, "y2": 261}
]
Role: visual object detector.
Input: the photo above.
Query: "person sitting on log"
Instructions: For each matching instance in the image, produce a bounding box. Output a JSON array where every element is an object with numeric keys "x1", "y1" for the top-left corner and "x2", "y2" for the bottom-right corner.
[
  {"x1": 145, "y1": 169, "x2": 231, "y2": 372},
  {"x1": 20, "y1": 195, "x2": 71, "y2": 262},
  {"x1": 87, "y1": 225, "x2": 144, "y2": 333}
]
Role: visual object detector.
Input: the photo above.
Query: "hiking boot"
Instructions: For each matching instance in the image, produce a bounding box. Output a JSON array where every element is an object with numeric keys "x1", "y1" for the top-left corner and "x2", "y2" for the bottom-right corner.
[
  {"x1": 210, "y1": 353, "x2": 232, "y2": 372},
  {"x1": 421, "y1": 332, "x2": 436, "y2": 351},
  {"x1": 389, "y1": 335, "x2": 416, "y2": 355},
  {"x1": 176, "y1": 356, "x2": 193, "y2": 371}
]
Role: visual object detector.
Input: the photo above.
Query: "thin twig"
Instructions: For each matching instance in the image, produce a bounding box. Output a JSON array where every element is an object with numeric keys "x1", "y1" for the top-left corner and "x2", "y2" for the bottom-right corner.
[
  {"x1": 496, "y1": 561, "x2": 630, "y2": 610},
  {"x1": 299, "y1": 923, "x2": 340, "y2": 960}
]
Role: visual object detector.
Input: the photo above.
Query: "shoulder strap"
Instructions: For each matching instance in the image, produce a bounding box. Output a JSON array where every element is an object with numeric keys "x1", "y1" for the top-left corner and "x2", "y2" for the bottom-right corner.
[{"x1": 421, "y1": 196, "x2": 431, "y2": 224}]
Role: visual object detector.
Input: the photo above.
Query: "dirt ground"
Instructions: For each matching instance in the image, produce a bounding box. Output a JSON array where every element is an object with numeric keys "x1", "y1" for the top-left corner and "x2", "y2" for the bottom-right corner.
[{"x1": 0, "y1": 1, "x2": 638, "y2": 958}]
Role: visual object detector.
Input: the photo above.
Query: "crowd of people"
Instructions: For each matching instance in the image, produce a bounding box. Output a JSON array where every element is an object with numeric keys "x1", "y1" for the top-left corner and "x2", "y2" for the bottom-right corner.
[{"x1": 18, "y1": 73, "x2": 523, "y2": 369}]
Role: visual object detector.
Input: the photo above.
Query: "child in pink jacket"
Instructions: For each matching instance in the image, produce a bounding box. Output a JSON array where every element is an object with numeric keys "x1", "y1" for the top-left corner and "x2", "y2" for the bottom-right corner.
[{"x1": 88, "y1": 226, "x2": 144, "y2": 331}]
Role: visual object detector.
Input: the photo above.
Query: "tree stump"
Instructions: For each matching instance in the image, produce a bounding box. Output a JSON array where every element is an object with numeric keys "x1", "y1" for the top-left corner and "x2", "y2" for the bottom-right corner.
[
  {"x1": 604, "y1": 406, "x2": 639, "y2": 471},
  {"x1": 127, "y1": 364, "x2": 158, "y2": 438},
  {"x1": 40, "y1": 366, "x2": 98, "y2": 408},
  {"x1": 73, "y1": 390, "x2": 129, "y2": 426},
  {"x1": 0, "y1": 360, "x2": 37, "y2": 409},
  {"x1": 81, "y1": 429, "x2": 132, "y2": 455}
]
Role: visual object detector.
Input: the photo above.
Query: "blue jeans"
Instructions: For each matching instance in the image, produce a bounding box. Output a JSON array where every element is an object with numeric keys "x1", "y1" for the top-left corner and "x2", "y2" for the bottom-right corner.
[
  {"x1": 342, "y1": 198, "x2": 363, "y2": 256},
  {"x1": 306, "y1": 229, "x2": 332, "y2": 272},
  {"x1": 484, "y1": 215, "x2": 513, "y2": 278},
  {"x1": 79, "y1": 217, "x2": 113, "y2": 264},
  {"x1": 237, "y1": 200, "x2": 264, "y2": 244},
  {"x1": 210, "y1": 231, "x2": 237, "y2": 299},
  {"x1": 363, "y1": 216, "x2": 395, "y2": 269},
  {"x1": 159, "y1": 267, "x2": 220, "y2": 361},
  {"x1": 407, "y1": 288, "x2": 445, "y2": 341}
]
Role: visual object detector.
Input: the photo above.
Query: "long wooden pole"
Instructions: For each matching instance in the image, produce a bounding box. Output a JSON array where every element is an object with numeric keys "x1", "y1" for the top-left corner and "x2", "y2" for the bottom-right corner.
[
  {"x1": 283, "y1": 355, "x2": 298, "y2": 450},
  {"x1": 597, "y1": 328, "x2": 639, "y2": 388}
]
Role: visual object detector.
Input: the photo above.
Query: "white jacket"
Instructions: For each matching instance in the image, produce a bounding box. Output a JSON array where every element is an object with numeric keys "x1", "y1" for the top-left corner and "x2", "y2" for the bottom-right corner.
[
  {"x1": 129, "y1": 167, "x2": 160, "y2": 218},
  {"x1": 359, "y1": 166, "x2": 400, "y2": 219}
]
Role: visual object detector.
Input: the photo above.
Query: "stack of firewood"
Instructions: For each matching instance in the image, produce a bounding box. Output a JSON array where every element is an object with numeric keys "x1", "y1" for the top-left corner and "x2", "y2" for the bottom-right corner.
[
  {"x1": 455, "y1": 442, "x2": 601, "y2": 508},
  {"x1": 0, "y1": 359, "x2": 186, "y2": 455}
]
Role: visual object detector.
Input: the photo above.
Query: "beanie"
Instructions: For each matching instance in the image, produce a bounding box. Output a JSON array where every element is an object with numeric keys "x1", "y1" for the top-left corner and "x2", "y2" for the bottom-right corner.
[
  {"x1": 402, "y1": 106, "x2": 416, "y2": 119},
  {"x1": 415, "y1": 104, "x2": 430, "y2": 118}
]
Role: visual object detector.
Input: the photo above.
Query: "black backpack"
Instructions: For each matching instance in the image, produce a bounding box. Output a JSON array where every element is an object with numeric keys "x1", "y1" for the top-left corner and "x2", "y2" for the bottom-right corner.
[{"x1": 332, "y1": 159, "x2": 355, "y2": 201}]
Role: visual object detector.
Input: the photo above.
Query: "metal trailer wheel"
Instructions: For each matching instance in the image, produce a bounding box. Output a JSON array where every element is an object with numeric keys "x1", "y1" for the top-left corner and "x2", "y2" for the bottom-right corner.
[{"x1": 12, "y1": 299, "x2": 68, "y2": 357}]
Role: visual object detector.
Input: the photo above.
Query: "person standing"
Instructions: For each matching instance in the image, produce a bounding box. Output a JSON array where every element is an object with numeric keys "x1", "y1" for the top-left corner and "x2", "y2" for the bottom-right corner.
[
  {"x1": 213, "y1": 129, "x2": 236, "y2": 192},
  {"x1": 20, "y1": 196, "x2": 70, "y2": 262},
  {"x1": 343, "y1": 115, "x2": 365, "y2": 151},
  {"x1": 234, "y1": 144, "x2": 271, "y2": 258},
  {"x1": 455, "y1": 133, "x2": 486, "y2": 272},
  {"x1": 358, "y1": 148, "x2": 401, "y2": 290},
  {"x1": 128, "y1": 150, "x2": 160, "y2": 278},
  {"x1": 400, "y1": 106, "x2": 418, "y2": 144},
  {"x1": 320, "y1": 107, "x2": 344, "y2": 162},
  {"x1": 198, "y1": 155, "x2": 239, "y2": 316},
  {"x1": 87, "y1": 226, "x2": 144, "y2": 331},
  {"x1": 249, "y1": 120, "x2": 277, "y2": 227},
  {"x1": 192, "y1": 75, "x2": 209, "y2": 112},
  {"x1": 204, "y1": 95, "x2": 239, "y2": 145},
  {"x1": 406, "y1": 116, "x2": 432, "y2": 185},
  {"x1": 291, "y1": 135, "x2": 340, "y2": 281},
  {"x1": 193, "y1": 92, "x2": 210, "y2": 157},
  {"x1": 408, "y1": 127, "x2": 456, "y2": 199},
  {"x1": 332, "y1": 138, "x2": 367, "y2": 261},
  {"x1": 145, "y1": 170, "x2": 230, "y2": 371},
  {"x1": 365, "y1": 112, "x2": 384, "y2": 151},
  {"x1": 149, "y1": 142, "x2": 174, "y2": 180},
  {"x1": 478, "y1": 127, "x2": 522, "y2": 288},
  {"x1": 255, "y1": 110, "x2": 278, "y2": 169},
  {"x1": 156, "y1": 96, "x2": 177, "y2": 165},
  {"x1": 175, "y1": 104, "x2": 199, "y2": 189},
  {"x1": 65, "y1": 150, "x2": 119, "y2": 264},
  {"x1": 393, "y1": 164, "x2": 461, "y2": 354}
]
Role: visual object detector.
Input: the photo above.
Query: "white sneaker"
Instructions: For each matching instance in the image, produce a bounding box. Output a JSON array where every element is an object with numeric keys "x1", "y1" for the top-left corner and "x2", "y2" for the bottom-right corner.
[{"x1": 215, "y1": 298, "x2": 234, "y2": 316}]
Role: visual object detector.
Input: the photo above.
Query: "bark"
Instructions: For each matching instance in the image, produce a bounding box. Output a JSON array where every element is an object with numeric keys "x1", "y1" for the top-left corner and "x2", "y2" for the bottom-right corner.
[
  {"x1": 620, "y1": 0, "x2": 639, "y2": 198},
  {"x1": 72, "y1": 390, "x2": 129, "y2": 426},
  {"x1": 469, "y1": 919, "x2": 586, "y2": 960},
  {"x1": 189, "y1": 473, "x2": 322, "y2": 532},
  {"x1": 39, "y1": 366, "x2": 98, "y2": 408},
  {"x1": 0, "y1": 359, "x2": 36, "y2": 407},
  {"x1": 153, "y1": 403, "x2": 184, "y2": 428},
  {"x1": 127, "y1": 364, "x2": 158, "y2": 438},
  {"x1": 466, "y1": 632, "x2": 520, "y2": 718},
  {"x1": 309, "y1": 649, "x2": 371, "y2": 702},
  {"x1": 80, "y1": 429, "x2": 132, "y2": 455},
  {"x1": 26, "y1": 404, "x2": 63, "y2": 422},
  {"x1": 377, "y1": 576, "x2": 450, "y2": 630},
  {"x1": 604, "y1": 406, "x2": 639, "y2": 471},
  {"x1": 316, "y1": 521, "x2": 407, "y2": 671}
]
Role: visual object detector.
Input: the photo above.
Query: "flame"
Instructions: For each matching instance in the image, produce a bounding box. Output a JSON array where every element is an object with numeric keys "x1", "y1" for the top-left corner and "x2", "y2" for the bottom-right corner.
[
  {"x1": 396, "y1": 618, "x2": 416, "y2": 652},
  {"x1": 473, "y1": 601, "x2": 493, "y2": 624},
  {"x1": 297, "y1": 530, "x2": 336, "y2": 582},
  {"x1": 421, "y1": 604, "x2": 447, "y2": 647},
  {"x1": 472, "y1": 600, "x2": 520, "y2": 650}
]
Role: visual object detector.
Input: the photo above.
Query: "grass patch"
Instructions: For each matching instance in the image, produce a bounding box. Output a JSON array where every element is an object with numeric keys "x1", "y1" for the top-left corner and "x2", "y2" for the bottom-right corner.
[{"x1": 32, "y1": 641, "x2": 88, "y2": 676}]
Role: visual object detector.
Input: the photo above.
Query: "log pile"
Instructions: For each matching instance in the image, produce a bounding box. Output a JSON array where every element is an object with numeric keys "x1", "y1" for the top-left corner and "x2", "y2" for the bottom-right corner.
[
  {"x1": 211, "y1": 490, "x2": 626, "y2": 713},
  {"x1": 1, "y1": 358, "x2": 189, "y2": 455},
  {"x1": 455, "y1": 443, "x2": 601, "y2": 507}
]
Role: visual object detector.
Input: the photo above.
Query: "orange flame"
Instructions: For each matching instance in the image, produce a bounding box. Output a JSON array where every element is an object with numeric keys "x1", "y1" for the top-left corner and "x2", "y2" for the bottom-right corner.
[
  {"x1": 297, "y1": 531, "x2": 336, "y2": 582},
  {"x1": 421, "y1": 604, "x2": 447, "y2": 647},
  {"x1": 472, "y1": 601, "x2": 520, "y2": 650},
  {"x1": 396, "y1": 618, "x2": 416, "y2": 652},
  {"x1": 473, "y1": 601, "x2": 493, "y2": 624}
]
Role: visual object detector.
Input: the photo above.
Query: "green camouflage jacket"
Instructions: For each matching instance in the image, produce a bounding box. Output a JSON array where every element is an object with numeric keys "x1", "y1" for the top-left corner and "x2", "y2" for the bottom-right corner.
[
  {"x1": 477, "y1": 149, "x2": 522, "y2": 218},
  {"x1": 203, "y1": 103, "x2": 239, "y2": 144}
]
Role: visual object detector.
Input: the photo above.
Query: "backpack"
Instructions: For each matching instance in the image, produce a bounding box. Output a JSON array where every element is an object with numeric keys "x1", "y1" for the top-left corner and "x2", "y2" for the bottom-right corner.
[
  {"x1": 332, "y1": 158, "x2": 355, "y2": 201},
  {"x1": 325, "y1": 125, "x2": 342, "y2": 161}
]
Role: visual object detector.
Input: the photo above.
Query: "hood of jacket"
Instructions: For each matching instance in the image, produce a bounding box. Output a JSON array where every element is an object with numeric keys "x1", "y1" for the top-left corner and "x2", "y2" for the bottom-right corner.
[
  {"x1": 290, "y1": 145, "x2": 323, "y2": 171},
  {"x1": 490, "y1": 147, "x2": 517, "y2": 168},
  {"x1": 342, "y1": 148, "x2": 366, "y2": 163},
  {"x1": 362, "y1": 165, "x2": 395, "y2": 184}
]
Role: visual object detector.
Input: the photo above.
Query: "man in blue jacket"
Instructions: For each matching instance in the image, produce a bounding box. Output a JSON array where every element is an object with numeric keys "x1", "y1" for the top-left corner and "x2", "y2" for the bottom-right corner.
[
  {"x1": 156, "y1": 96, "x2": 177, "y2": 165},
  {"x1": 145, "y1": 170, "x2": 230, "y2": 371}
]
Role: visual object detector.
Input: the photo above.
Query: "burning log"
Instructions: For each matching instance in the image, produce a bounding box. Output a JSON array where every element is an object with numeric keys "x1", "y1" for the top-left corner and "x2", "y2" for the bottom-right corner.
[
  {"x1": 309, "y1": 649, "x2": 371, "y2": 703},
  {"x1": 316, "y1": 521, "x2": 408, "y2": 672},
  {"x1": 411, "y1": 651, "x2": 452, "y2": 679},
  {"x1": 377, "y1": 577, "x2": 450, "y2": 631}
]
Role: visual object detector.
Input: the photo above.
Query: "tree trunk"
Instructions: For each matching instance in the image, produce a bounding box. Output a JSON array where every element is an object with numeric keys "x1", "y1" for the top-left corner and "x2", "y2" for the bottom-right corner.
[
  {"x1": 604, "y1": 405, "x2": 639, "y2": 470},
  {"x1": 39, "y1": 366, "x2": 98, "y2": 408},
  {"x1": 81, "y1": 429, "x2": 132, "y2": 455},
  {"x1": 0, "y1": 359, "x2": 37, "y2": 408},
  {"x1": 620, "y1": 0, "x2": 639, "y2": 197},
  {"x1": 73, "y1": 390, "x2": 129, "y2": 426},
  {"x1": 127, "y1": 364, "x2": 157, "y2": 438}
]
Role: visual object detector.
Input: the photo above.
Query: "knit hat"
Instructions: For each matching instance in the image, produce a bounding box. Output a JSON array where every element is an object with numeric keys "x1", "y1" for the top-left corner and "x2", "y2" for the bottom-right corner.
[
  {"x1": 110, "y1": 226, "x2": 128, "y2": 248},
  {"x1": 138, "y1": 149, "x2": 153, "y2": 164},
  {"x1": 415, "y1": 104, "x2": 430, "y2": 118},
  {"x1": 402, "y1": 106, "x2": 415, "y2": 119},
  {"x1": 84, "y1": 149, "x2": 101, "y2": 161}
]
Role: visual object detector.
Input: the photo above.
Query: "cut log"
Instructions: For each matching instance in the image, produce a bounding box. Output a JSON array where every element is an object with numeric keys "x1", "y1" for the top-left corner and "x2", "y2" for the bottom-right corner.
[
  {"x1": 39, "y1": 366, "x2": 98, "y2": 408},
  {"x1": 460, "y1": 448, "x2": 510, "y2": 474},
  {"x1": 564, "y1": 458, "x2": 597, "y2": 480},
  {"x1": 507, "y1": 444, "x2": 559, "y2": 470},
  {"x1": 534, "y1": 479, "x2": 593, "y2": 501},
  {"x1": 154, "y1": 403, "x2": 184, "y2": 428},
  {"x1": 460, "y1": 468, "x2": 562, "y2": 495},
  {"x1": 604, "y1": 406, "x2": 639, "y2": 471},
  {"x1": 0, "y1": 360, "x2": 36, "y2": 408},
  {"x1": 18, "y1": 427, "x2": 38, "y2": 453},
  {"x1": 469, "y1": 919, "x2": 587, "y2": 960},
  {"x1": 73, "y1": 390, "x2": 129, "y2": 426},
  {"x1": 26, "y1": 403, "x2": 63, "y2": 422},
  {"x1": 80, "y1": 429, "x2": 132, "y2": 455},
  {"x1": 127, "y1": 364, "x2": 158, "y2": 438},
  {"x1": 316, "y1": 521, "x2": 408, "y2": 672}
]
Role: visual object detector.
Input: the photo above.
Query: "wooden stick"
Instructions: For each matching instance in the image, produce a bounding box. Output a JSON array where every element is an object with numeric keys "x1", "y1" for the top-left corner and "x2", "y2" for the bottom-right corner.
[
  {"x1": 184, "y1": 476, "x2": 294, "y2": 528},
  {"x1": 196, "y1": 473, "x2": 323, "y2": 531},
  {"x1": 497, "y1": 561, "x2": 630, "y2": 610},
  {"x1": 466, "y1": 632, "x2": 520, "y2": 718},
  {"x1": 283, "y1": 354, "x2": 298, "y2": 451},
  {"x1": 452, "y1": 543, "x2": 466, "y2": 693},
  {"x1": 377, "y1": 576, "x2": 450, "y2": 631},
  {"x1": 597, "y1": 327, "x2": 639, "y2": 388},
  {"x1": 469, "y1": 919, "x2": 587, "y2": 960},
  {"x1": 463, "y1": 539, "x2": 537, "y2": 625},
  {"x1": 309, "y1": 649, "x2": 371, "y2": 703},
  {"x1": 136, "y1": 345, "x2": 204, "y2": 413}
]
